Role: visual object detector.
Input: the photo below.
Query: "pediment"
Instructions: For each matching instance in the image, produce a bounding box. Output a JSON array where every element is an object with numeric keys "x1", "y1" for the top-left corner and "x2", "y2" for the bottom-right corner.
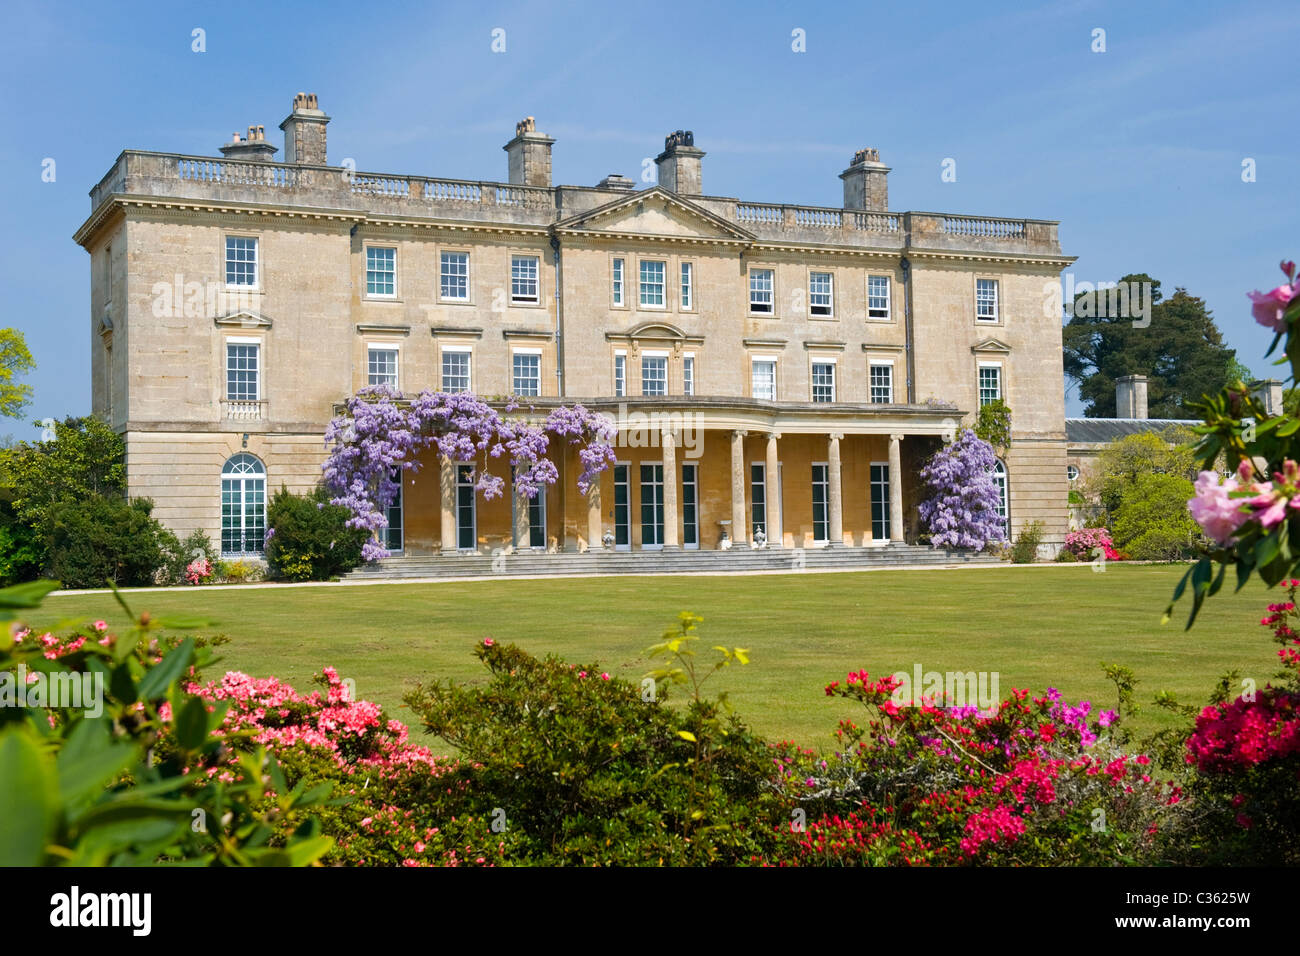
[
  {"x1": 214, "y1": 310, "x2": 273, "y2": 330},
  {"x1": 971, "y1": 337, "x2": 1011, "y2": 354},
  {"x1": 555, "y1": 187, "x2": 753, "y2": 243},
  {"x1": 606, "y1": 321, "x2": 704, "y2": 346}
]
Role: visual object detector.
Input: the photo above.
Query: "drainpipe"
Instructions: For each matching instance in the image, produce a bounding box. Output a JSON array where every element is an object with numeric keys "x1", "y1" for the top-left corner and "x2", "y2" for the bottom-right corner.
[
  {"x1": 900, "y1": 255, "x2": 916, "y2": 404},
  {"x1": 549, "y1": 232, "x2": 567, "y2": 549}
]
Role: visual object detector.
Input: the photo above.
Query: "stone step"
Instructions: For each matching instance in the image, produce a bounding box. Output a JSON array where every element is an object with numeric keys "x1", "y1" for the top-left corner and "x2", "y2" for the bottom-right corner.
[{"x1": 341, "y1": 545, "x2": 1000, "y2": 580}]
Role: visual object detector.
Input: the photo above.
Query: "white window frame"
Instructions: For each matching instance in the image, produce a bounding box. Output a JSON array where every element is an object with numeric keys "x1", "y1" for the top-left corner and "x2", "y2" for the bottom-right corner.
[
  {"x1": 976, "y1": 278, "x2": 1000, "y2": 322},
  {"x1": 978, "y1": 361, "x2": 1003, "y2": 406},
  {"x1": 440, "y1": 345, "x2": 473, "y2": 393},
  {"x1": 614, "y1": 350, "x2": 627, "y2": 397},
  {"x1": 383, "y1": 467, "x2": 404, "y2": 554},
  {"x1": 512, "y1": 347, "x2": 542, "y2": 396},
  {"x1": 682, "y1": 352, "x2": 695, "y2": 396},
  {"x1": 641, "y1": 350, "x2": 668, "y2": 396},
  {"x1": 749, "y1": 268, "x2": 774, "y2": 315},
  {"x1": 224, "y1": 235, "x2": 259, "y2": 289},
  {"x1": 366, "y1": 342, "x2": 400, "y2": 389},
  {"x1": 511, "y1": 255, "x2": 540, "y2": 304},
  {"x1": 639, "y1": 259, "x2": 666, "y2": 309},
  {"x1": 680, "y1": 261, "x2": 694, "y2": 311},
  {"x1": 1067, "y1": 464, "x2": 1080, "y2": 482},
  {"x1": 993, "y1": 459, "x2": 1009, "y2": 535},
  {"x1": 870, "y1": 461, "x2": 891, "y2": 542},
  {"x1": 365, "y1": 245, "x2": 397, "y2": 299},
  {"x1": 439, "y1": 251, "x2": 470, "y2": 302},
  {"x1": 868, "y1": 275, "x2": 891, "y2": 321},
  {"x1": 811, "y1": 358, "x2": 837, "y2": 403},
  {"x1": 221, "y1": 453, "x2": 266, "y2": 557},
  {"x1": 869, "y1": 360, "x2": 893, "y2": 404},
  {"x1": 612, "y1": 257, "x2": 625, "y2": 307},
  {"x1": 750, "y1": 356, "x2": 777, "y2": 401},
  {"x1": 811, "y1": 461, "x2": 829, "y2": 546},
  {"x1": 809, "y1": 271, "x2": 834, "y2": 317},
  {"x1": 225, "y1": 336, "x2": 261, "y2": 402}
]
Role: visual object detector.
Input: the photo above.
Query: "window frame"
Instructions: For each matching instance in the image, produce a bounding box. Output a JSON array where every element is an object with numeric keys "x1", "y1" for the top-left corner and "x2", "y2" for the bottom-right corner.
[
  {"x1": 868, "y1": 360, "x2": 894, "y2": 404},
  {"x1": 613, "y1": 350, "x2": 627, "y2": 397},
  {"x1": 611, "y1": 257, "x2": 626, "y2": 308},
  {"x1": 220, "y1": 453, "x2": 266, "y2": 558},
  {"x1": 512, "y1": 347, "x2": 542, "y2": 396},
  {"x1": 976, "y1": 277, "x2": 1000, "y2": 323},
  {"x1": 366, "y1": 342, "x2": 400, "y2": 390},
  {"x1": 224, "y1": 337, "x2": 261, "y2": 402},
  {"x1": 749, "y1": 268, "x2": 775, "y2": 315},
  {"x1": 224, "y1": 235, "x2": 259, "y2": 290},
  {"x1": 867, "y1": 274, "x2": 891, "y2": 321},
  {"x1": 811, "y1": 358, "x2": 837, "y2": 404},
  {"x1": 680, "y1": 261, "x2": 694, "y2": 311},
  {"x1": 750, "y1": 356, "x2": 778, "y2": 401},
  {"x1": 439, "y1": 250, "x2": 471, "y2": 303},
  {"x1": 640, "y1": 350, "x2": 668, "y2": 396},
  {"x1": 364, "y1": 245, "x2": 398, "y2": 299},
  {"x1": 809, "y1": 270, "x2": 834, "y2": 318},
  {"x1": 639, "y1": 259, "x2": 666, "y2": 310},
  {"x1": 510, "y1": 254, "x2": 541, "y2": 305},
  {"x1": 682, "y1": 351, "x2": 695, "y2": 396},
  {"x1": 978, "y1": 361, "x2": 1003, "y2": 406},
  {"x1": 440, "y1": 345, "x2": 472, "y2": 394}
]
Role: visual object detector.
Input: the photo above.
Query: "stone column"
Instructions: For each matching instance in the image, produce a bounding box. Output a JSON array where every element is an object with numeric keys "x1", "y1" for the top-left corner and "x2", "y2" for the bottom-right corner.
[
  {"x1": 586, "y1": 483, "x2": 603, "y2": 551},
  {"x1": 827, "y1": 433, "x2": 844, "y2": 547},
  {"x1": 765, "y1": 432, "x2": 781, "y2": 547},
  {"x1": 889, "y1": 434, "x2": 905, "y2": 543},
  {"x1": 730, "y1": 430, "x2": 748, "y2": 546},
  {"x1": 513, "y1": 480, "x2": 531, "y2": 551},
  {"x1": 662, "y1": 429, "x2": 680, "y2": 549},
  {"x1": 439, "y1": 456, "x2": 457, "y2": 553}
]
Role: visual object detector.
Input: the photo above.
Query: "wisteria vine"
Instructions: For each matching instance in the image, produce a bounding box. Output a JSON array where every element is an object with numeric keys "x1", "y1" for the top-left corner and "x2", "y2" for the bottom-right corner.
[{"x1": 323, "y1": 387, "x2": 617, "y2": 560}]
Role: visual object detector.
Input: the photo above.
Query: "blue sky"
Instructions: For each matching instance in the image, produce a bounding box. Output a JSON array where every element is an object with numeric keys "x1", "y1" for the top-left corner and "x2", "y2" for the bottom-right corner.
[{"x1": 2, "y1": 0, "x2": 1295, "y2": 429}]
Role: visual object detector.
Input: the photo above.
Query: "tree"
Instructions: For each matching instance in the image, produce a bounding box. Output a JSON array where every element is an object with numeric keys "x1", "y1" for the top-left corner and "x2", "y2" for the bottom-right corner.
[
  {"x1": 0, "y1": 416, "x2": 126, "y2": 532},
  {"x1": 1063, "y1": 274, "x2": 1239, "y2": 419},
  {"x1": 1111, "y1": 472, "x2": 1200, "y2": 560},
  {"x1": 0, "y1": 329, "x2": 34, "y2": 419},
  {"x1": 917, "y1": 429, "x2": 1006, "y2": 550},
  {"x1": 1087, "y1": 426, "x2": 1198, "y2": 518}
]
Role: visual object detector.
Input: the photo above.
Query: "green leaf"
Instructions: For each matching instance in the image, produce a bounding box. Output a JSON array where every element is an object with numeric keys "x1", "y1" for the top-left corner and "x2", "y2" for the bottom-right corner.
[
  {"x1": 152, "y1": 615, "x2": 214, "y2": 630},
  {"x1": 56, "y1": 719, "x2": 136, "y2": 807},
  {"x1": 0, "y1": 730, "x2": 58, "y2": 866},
  {"x1": 174, "y1": 696, "x2": 210, "y2": 751},
  {"x1": 0, "y1": 579, "x2": 61, "y2": 620},
  {"x1": 137, "y1": 638, "x2": 194, "y2": 701},
  {"x1": 676, "y1": 730, "x2": 697, "y2": 742}
]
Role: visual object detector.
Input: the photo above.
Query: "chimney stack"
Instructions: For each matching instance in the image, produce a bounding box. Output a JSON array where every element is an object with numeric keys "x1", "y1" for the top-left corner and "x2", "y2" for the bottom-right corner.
[
  {"x1": 279, "y1": 92, "x2": 329, "y2": 165},
  {"x1": 504, "y1": 117, "x2": 555, "y2": 188},
  {"x1": 596, "y1": 173, "x2": 635, "y2": 191},
  {"x1": 1251, "y1": 378, "x2": 1285, "y2": 417},
  {"x1": 219, "y1": 123, "x2": 277, "y2": 161},
  {"x1": 839, "y1": 148, "x2": 890, "y2": 211},
  {"x1": 1116, "y1": 374, "x2": 1149, "y2": 419},
  {"x1": 655, "y1": 130, "x2": 704, "y2": 195}
]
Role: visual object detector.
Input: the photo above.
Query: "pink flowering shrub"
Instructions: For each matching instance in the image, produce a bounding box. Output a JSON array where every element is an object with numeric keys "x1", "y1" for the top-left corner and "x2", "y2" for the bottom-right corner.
[
  {"x1": 1063, "y1": 528, "x2": 1122, "y2": 561},
  {"x1": 184, "y1": 557, "x2": 212, "y2": 585},
  {"x1": 762, "y1": 669, "x2": 1181, "y2": 866}
]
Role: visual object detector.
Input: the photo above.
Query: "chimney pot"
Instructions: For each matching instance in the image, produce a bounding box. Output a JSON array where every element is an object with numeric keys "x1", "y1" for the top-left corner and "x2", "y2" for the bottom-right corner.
[{"x1": 280, "y1": 92, "x2": 330, "y2": 165}]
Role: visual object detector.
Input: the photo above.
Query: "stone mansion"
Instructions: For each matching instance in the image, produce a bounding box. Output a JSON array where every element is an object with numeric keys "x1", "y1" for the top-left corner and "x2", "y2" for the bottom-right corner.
[{"x1": 74, "y1": 93, "x2": 1073, "y2": 561}]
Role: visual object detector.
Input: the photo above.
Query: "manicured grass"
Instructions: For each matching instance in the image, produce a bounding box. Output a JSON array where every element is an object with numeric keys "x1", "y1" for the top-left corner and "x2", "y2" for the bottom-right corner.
[{"x1": 27, "y1": 564, "x2": 1274, "y2": 750}]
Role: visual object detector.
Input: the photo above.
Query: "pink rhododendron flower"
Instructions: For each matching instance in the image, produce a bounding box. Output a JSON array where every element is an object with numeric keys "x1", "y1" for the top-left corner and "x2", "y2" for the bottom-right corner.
[
  {"x1": 1248, "y1": 284, "x2": 1296, "y2": 332},
  {"x1": 1188, "y1": 470, "x2": 1248, "y2": 545}
]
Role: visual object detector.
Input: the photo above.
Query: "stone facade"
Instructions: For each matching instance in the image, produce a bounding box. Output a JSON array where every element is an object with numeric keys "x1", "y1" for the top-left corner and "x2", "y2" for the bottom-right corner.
[{"x1": 74, "y1": 93, "x2": 1074, "y2": 560}]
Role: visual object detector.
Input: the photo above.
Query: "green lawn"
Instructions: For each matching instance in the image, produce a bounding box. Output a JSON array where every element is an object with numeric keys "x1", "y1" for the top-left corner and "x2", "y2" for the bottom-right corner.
[{"x1": 25, "y1": 564, "x2": 1276, "y2": 751}]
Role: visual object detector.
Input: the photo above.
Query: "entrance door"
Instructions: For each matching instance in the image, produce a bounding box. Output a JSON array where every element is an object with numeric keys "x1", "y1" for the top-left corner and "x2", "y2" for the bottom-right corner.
[
  {"x1": 811, "y1": 463, "x2": 828, "y2": 544},
  {"x1": 682, "y1": 464, "x2": 699, "y2": 550},
  {"x1": 456, "y1": 464, "x2": 477, "y2": 550},
  {"x1": 640, "y1": 463, "x2": 664, "y2": 549},
  {"x1": 614, "y1": 463, "x2": 630, "y2": 551}
]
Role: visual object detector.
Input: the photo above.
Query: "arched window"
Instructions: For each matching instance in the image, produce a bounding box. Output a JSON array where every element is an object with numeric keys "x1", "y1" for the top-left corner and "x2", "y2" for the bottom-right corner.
[
  {"x1": 221, "y1": 453, "x2": 266, "y2": 556},
  {"x1": 992, "y1": 459, "x2": 1009, "y2": 536}
]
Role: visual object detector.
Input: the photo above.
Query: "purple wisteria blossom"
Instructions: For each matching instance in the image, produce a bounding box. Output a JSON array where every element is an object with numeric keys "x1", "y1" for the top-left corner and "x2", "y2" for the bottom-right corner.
[
  {"x1": 916, "y1": 428, "x2": 1007, "y2": 551},
  {"x1": 322, "y1": 387, "x2": 616, "y2": 561}
]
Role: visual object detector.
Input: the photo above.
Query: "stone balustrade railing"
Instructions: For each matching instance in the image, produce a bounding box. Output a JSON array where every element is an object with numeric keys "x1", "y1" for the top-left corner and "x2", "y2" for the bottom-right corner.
[{"x1": 86, "y1": 151, "x2": 1062, "y2": 255}]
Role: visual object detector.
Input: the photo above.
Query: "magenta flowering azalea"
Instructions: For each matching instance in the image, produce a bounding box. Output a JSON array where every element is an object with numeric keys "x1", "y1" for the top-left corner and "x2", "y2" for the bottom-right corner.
[{"x1": 1188, "y1": 470, "x2": 1249, "y2": 545}]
